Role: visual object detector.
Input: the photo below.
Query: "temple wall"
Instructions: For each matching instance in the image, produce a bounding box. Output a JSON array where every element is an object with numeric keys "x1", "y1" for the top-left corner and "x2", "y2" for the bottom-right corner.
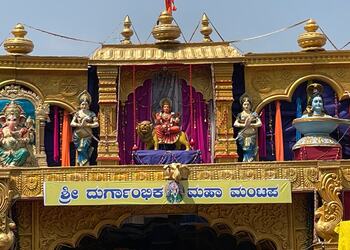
[{"x1": 14, "y1": 194, "x2": 313, "y2": 250}]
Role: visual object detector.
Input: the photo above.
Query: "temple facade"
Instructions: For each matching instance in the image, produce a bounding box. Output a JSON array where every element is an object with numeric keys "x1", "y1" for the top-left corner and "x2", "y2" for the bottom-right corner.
[{"x1": 0, "y1": 11, "x2": 349, "y2": 250}]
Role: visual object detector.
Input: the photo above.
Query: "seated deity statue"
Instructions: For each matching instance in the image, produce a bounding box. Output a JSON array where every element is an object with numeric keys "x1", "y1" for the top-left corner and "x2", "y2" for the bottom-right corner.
[
  {"x1": 71, "y1": 91, "x2": 99, "y2": 166},
  {"x1": 234, "y1": 95, "x2": 262, "y2": 162},
  {"x1": 0, "y1": 101, "x2": 34, "y2": 167},
  {"x1": 302, "y1": 83, "x2": 331, "y2": 118},
  {"x1": 152, "y1": 98, "x2": 190, "y2": 150}
]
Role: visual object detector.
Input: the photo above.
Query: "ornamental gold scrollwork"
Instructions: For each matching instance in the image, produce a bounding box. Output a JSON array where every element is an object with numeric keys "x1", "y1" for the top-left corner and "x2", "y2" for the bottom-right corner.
[
  {"x1": 314, "y1": 171, "x2": 342, "y2": 243},
  {"x1": 0, "y1": 175, "x2": 16, "y2": 250}
]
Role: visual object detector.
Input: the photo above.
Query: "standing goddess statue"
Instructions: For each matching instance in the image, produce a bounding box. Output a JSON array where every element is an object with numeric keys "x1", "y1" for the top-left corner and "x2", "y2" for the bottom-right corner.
[
  {"x1": 234, "y1": 95, "x2": 262, "y2": 162},
  {"x1": 71, "y1": 91, "x2": 99, "y2": 166}
]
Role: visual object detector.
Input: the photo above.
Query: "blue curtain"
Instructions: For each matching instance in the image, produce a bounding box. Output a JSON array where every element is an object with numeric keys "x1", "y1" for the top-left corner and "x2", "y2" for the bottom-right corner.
[
  {"x1": 87, "y1": 65, "x2": 100, "y2": 165},
  {"x1": 232, "y1": 63, "x2": 246, "y2": 162}
]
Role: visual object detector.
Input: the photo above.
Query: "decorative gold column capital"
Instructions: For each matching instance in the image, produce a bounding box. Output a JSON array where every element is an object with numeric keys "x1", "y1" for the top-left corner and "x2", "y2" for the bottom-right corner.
[
  {"x1": 97, "y1": 66, "x2": 118, "y2": 104},
  {"x1": 213, "y1": 64, "x2": 238, "y2": 162},
  {"x1": 0, "y1": 172, "x2": 15, "y2": 250},
  {"x1": 314, "y1": 164, "x2": 342, "y2": 247},
  {"x1": 97, "y1": 66, "x2": 119, "y2": 165}
]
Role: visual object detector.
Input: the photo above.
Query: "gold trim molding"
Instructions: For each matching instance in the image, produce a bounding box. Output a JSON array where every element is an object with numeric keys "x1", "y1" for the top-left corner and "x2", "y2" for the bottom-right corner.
[
  {"x1": 7, "y1": 160, "x2": 350, "y2": 199},
  {"x1": 0, "y1": 56, "x2": 88, "y2": 70},
  {"x1": 90, "y1": 42, "x2": 242, "y2": 64},
  {"x1": 244, "y1": 51, "x2": 350, "y2": 66}
]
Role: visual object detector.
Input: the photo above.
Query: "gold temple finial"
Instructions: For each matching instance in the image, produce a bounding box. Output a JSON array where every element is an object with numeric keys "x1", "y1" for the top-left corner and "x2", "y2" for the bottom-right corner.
[
  {"x1": 200, "y1": 13, "x2": 213, "y2": 42},
  {"x1": 152, "y1": 11, "x2": 181, "y2": 44},
  {"x1": 3, "y1": 23, "x2": 34, "y2": 55},
  {"x1": 297, "y1": 19, "x2": 326, "y2": 52},
  {"x1": 121, "y1": 15, "x2": 134, "y2": 45}
]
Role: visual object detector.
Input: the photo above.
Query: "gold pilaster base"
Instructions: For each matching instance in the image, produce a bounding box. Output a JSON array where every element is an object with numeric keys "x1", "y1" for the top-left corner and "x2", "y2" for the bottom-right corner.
[{"x1": 313, "y1": 242, "x2": 338, "y2": 250}]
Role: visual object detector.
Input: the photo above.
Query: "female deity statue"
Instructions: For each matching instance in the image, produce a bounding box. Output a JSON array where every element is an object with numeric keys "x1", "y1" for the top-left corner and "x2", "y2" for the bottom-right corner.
[
  {"x1": 234, "y1": 95, "x2": 262, "y2": 162},
  {"x1": 71, "y1": 91, "x2": 99, "y2": 166},
  {"x1": 154, "y1": 98, "x2": 181, "y2": 146},
  {"x1": 0, "y1": 101, "x2": 34, "y2": 167}
]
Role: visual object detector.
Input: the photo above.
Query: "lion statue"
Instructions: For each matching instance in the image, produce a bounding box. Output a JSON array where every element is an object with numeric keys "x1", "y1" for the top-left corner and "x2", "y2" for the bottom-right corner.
[{"x1": 136, "y1": 120, "x2": 190, "y2": 150}]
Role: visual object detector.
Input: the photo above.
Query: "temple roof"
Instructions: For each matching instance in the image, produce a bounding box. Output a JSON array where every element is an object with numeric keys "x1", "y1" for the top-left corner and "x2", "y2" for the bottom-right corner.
[{"x1": 90, "y1": 42, "x2": 242, "y2": 65}]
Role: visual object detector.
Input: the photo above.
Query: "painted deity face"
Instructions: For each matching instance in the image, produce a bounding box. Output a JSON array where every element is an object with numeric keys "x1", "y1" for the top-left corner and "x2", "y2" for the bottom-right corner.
[
  {"x1": 242, "y1": 100, "x2": 251, "y2": 112},
  {"x1": 80, "y1": 101, "x2": 89, "y2": 110},
  {"x1": 311, "y1": 96, "x2": 323, "y2": 115},
  {"x1": 163, "y1": 104, "x2": 171, "y2": 113}
]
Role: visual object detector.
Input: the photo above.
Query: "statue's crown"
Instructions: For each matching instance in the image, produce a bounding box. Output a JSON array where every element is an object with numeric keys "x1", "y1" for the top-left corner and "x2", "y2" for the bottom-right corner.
[
  {"x1": 2, "y1": 101, "x2": 24, "y2": 117},
  {"x1": 307, "y1": 83, "x2": 324, "y2": 96},
  {"x1": 78, "y1": 90, "x2": 92, "y2": 104}
]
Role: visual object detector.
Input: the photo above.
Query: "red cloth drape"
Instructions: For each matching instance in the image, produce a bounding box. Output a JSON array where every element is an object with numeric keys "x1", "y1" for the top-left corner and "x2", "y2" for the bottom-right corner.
[
  {"x1": 165, "y1": 0, "x2": 176, "y2": 13},
  {"x1": 344, "y1": 190, "x2": 350, "y2": 220},
  {"x1": 61, "y1": 110, "x2": 72, "y2": 167},
  {"x1": 274, "y1": 101, "x2": 284, "y2": 161}
]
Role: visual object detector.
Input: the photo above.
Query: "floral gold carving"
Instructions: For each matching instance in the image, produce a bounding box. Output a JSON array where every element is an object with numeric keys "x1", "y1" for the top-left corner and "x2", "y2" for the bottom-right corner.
[
  {"x1": 293, "y1": 194, "x2": 313, "y2": 250},
  {"x1": 15, "y1": 201, "x2": 32, "y2": 250},
  {"x1": 252, "y1": 73, "x2": 272, "y2": 93},
  {"x1": 0, "y1": 173, "x2": 16, "y2": 250},
  {"x1": 22, "y1": 175, "x2": 41, "y2": 197}
]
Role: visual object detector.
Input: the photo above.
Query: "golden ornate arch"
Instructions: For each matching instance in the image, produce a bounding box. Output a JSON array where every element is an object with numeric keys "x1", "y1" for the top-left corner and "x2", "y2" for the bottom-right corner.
[
  {"x1": 0, "y1": 79, "x2": 44, "y2": 100},
  {"x1": 255, "y1": 74, "x2": 346, "y2": 113},
  {"x1": 44, "y1": 99, "x2": 75, "y2": 113},
  {"x1": 50, "y1": 215, "x2": 132, "y2": 250}
]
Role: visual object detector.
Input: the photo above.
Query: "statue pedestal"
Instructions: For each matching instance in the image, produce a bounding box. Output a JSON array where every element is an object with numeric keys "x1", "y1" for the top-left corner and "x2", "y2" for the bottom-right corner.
[
  {"x1": 292, "y1": 117, "x2": 349, "y2": 160},
  {"x1": 133, "y1": 150, "x2": 202, "y2": 165},
  {"x1": 294, "y1": 146, "x2": 342, "y2": 160}
]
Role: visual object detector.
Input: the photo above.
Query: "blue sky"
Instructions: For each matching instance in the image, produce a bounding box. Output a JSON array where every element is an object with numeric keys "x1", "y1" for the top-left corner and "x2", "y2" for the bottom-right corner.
[{"x1": 0, "y1": 0, "x2": 349, "y2": 56}]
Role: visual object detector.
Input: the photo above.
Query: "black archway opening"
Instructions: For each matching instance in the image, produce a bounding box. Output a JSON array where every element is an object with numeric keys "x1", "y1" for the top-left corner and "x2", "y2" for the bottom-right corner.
[{"x1": 56, "y1": 215, "x2": 277, "y2": 250}]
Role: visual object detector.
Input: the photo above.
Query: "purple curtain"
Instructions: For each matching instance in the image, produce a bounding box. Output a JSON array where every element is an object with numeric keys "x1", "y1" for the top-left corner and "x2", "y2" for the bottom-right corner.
[
  {"x1": 119, "y1": 80, "x2": 152, "y2": 164},
  {"x1": 181, "y1": 81, "x2": 210, "y2": 163}
]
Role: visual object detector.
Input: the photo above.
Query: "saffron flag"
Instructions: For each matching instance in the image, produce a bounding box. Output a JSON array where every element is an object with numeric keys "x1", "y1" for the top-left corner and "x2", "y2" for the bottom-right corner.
[
  {"x1": 274, "y1": 101, "x2": 284, "y2": 161},
  {"x1": 165, "y1": 0, "x2": 176, "y2": 13},
  {"x1": 61, "y1": 110, "x2": 72, "y2": 167}
]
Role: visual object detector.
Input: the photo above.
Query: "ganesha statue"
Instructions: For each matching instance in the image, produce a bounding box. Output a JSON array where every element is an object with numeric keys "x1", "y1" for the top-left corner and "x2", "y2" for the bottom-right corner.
[{"x1": 0, "y1": 101, "x2": 35, "y2": 167}]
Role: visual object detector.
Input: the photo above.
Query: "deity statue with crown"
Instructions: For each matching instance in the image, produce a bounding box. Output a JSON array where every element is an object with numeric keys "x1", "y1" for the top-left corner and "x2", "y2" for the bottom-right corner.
[
  {"x1": 0, "y1": 101, "x2": 35, "y2": 167},
  {"x1": 293, "y1": 83, "x2": 350, "y2": 160},
  {"x1": 234, "y1": 95, "x2": 262, "y2": 162},
  {"x1": 71, "y1": 91, "x2": 99, "y2": 166}
]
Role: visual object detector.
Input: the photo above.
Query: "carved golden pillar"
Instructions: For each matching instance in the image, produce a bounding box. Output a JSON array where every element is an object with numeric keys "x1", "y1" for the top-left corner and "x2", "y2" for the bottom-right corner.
[
  {"x1": 212, "y1": 63, "x2": 238, "y2": 162},
  {"x1": 313, "y1": 163, "x2": 343, "y2": 250},
  {"x1": 96, "y1": 66, "x2": 119, "y2": 165},
  {"x1": 0, "y1": 171, "x2": 15, "y2": 250},
  {"x1": 35, "y1": 104, "x2": 50, "y2": 167}
]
